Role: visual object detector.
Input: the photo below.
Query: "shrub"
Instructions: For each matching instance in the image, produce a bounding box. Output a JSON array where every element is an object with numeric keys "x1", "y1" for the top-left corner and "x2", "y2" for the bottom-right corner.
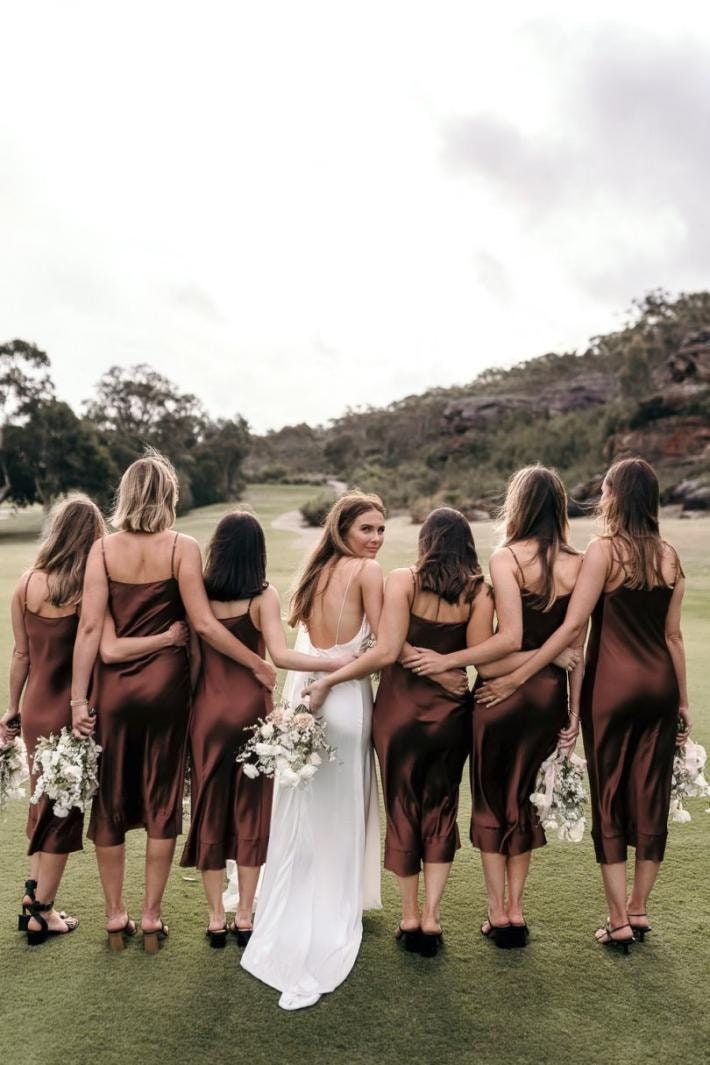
[{"x1": 300, "y1": 492, "x2": 336, "y2": 527}]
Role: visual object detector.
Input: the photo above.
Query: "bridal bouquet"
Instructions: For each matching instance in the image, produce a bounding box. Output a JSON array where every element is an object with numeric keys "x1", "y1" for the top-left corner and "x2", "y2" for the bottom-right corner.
[
  {"x1": 0, "y1": 734, "x2": 29, "y2": 811},
  {"x1": 31, "y1": 727, "x2": 102, "y2": 817},
  {"x1": 669, "y1": 738, "x2": 710, "y2": 823},
  {"x1": 530, "y1": 749, "x2": 587, "y2": 843},
  {"x1": 237, "y1": 698, "x2": 336, "y2": 789}
]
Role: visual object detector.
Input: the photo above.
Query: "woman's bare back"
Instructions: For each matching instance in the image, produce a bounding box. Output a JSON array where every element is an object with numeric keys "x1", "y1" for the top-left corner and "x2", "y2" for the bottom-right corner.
[
  {"x1": 101, "y1": 530, "x2": 179, "y2": 584},
  {"x1": 307, "y1": 558, "x2": 370, "y2": 649}
]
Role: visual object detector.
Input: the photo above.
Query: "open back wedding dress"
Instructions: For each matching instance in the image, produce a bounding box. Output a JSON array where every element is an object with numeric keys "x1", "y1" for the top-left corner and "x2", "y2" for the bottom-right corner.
[{"x1": 240, "y1": 606, "x2": 381, "y2": 1010}]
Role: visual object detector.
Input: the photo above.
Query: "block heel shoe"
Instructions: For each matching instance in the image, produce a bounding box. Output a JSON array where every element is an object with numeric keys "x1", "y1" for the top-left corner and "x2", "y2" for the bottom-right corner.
[
  {"x1": 18, "y1": 878, "x2": 37, "y2": 932},
  {"x1": 107, "y1": 916, "x2": 137, "y2": 952},
  {"x1": 26, "y1": 900, "x2": 78, "y2": 946}
]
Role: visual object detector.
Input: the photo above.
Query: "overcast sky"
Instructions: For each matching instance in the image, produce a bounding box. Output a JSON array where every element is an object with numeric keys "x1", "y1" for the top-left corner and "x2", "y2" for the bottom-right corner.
[{"x1": 2, "y1": 1, "x2": 708, "y2": 433}]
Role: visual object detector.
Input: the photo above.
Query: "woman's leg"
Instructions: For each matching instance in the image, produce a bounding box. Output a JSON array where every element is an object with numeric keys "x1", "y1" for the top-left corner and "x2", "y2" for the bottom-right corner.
[
  {"x1": 236, "y1": 865, "x2": 260, "y2": 929},
  {"x1": 597, "y1": 861, "x2": 632, "y2": 940},
  {"x1": 28, "y1": 852, "x2": 72, "y2": 932},
  {"x1": 480, "y1": 852, "x2": 508, "y2": 928},
  {"x1": 95, "y1": 842, "x2": 130, "y2": 931},
  {"x1": 142, "y1": 837, "x2": 176, "y2": 931},
  {"x1": 506, "y1": 851, "x2": 531, "y2": 925},
  {"x1": 627, "y1": 858, "x2": 661, "y2": 930},
  {"x1": 202, "y1": 869, "x2": 227, "y2": 931},
  {"x1": 396, "y1": 872, "x2": 420, "y2": 930},
  {"x1": 421, "y1": 862, "x2": 452, "y2": 933}
]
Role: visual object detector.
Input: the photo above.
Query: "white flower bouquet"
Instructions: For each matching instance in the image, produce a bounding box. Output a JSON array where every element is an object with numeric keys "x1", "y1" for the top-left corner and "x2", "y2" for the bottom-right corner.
[
  {"x1": 31, "y1": 727, "x2": 102, "y2": 818},
  {"x1": 530, "y1": 749, "x2": 587, "y2": 843},
  {"x1": 237, "y1": 699, "x2": 336, "y2": 789},
  {"x1": 669, "y1": 738, "x2": 710, "y2": 823},
  {"x1": 0, "y1": 734, "x2": 29, "y2": 810}
]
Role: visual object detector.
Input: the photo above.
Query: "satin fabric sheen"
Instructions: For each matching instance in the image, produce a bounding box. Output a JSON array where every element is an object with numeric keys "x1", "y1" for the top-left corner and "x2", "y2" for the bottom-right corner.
[
  {"x1": 373, "y1": 613, "x2": 473, "y2": 876},
  {"x1": 22, "y1": 608, "x2": 83, "y2": 855},
  {"x1": 471, "y1": 593, "x2": 570, "y2": 854},
  {"x1": 181, "y1": 610, "x2": 273, "y2": 870},
  {"x1": 88, "y1": 577, "x2": 191, "y2": 845},
  {"x1": 581, "y1": 585, "x2": 678, "y2": 864}
]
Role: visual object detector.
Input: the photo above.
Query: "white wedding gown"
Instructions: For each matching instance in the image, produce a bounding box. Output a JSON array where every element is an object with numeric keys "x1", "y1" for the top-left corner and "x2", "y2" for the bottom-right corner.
[{"x1": 240, "y1": 616, "x2": 382, "y2": 1010}]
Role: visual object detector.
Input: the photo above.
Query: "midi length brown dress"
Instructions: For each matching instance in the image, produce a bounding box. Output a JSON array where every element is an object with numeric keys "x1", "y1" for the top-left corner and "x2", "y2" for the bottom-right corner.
[
  {"x1": 181, "y1": 604, "x2": 273, "y2": 870},
  {"x1": 471, "y1": 577, "x2": 570, "y2": 855},
  {"x1": 373, "y1": 606, "x2": 474, "y2": 877},
  {"x1": 581, "y1": 578, "x2": 680, "y2": 865},
  {"x1": 20, "y1": 573, "x2": 83, "y2": 855},
  {"x1": 88, "y1": 535, "x2": 191, "y2": 846}
]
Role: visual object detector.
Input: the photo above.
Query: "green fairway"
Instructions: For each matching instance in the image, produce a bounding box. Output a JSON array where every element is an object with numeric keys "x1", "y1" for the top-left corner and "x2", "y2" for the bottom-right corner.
[{"x1": 1, "y1": 487, "x2": 708, "y2": 1065}]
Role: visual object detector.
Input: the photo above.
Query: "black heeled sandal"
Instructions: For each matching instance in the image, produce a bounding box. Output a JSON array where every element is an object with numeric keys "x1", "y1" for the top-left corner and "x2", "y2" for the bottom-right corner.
[
  {"x1": 418, "y1": 929, "x2": 443, "y2": 958},
  {"x1": 481, "y1": 917, "x2": 519, "y2": 948},
  {"x1": 232, "y1": 921, "x2": 253, "y2": 948},
  {"x1": 394, "y1": 923, "x2": 422, "y2": 953},
  {"x1": 26, "y1": 900, "x2": 79, "y2": 946},
  {"x1": 142, "y1": 919, "x2": 169, "y2": 954},
  {"x1": 107, "y1": 916, "x2": 137, "y2": 952},
  {"x1": 595, "y1": 922, "x2": 634, "y2": 955},
  {"x1": 628, "y1": 914, "x2": 652, "y2": 942},
  {"x1": 206, "y1": 925, "x2": 229, "y2": 949},
  {"x1": 18, "y1": 878, "x2": 37, "y2": 932}
]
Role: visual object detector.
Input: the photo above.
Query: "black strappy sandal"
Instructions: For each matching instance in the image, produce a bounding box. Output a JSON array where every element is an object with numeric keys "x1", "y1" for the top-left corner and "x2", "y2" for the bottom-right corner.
[
  {"x1": 481, "y1": 916, "x2": 521, "y2": 948},
  {"x1": 142, "y1": 919, "x2": 169, "y2": 954},
  {"x1": 206, "y1": 926, "x2": 229, "y2": 949},
  {"x1": 628, "y1": 914, "x2": 652, "y2": 942},
  {"x1": 26, "y1": 900, "x2": 79, "y2": 946},
  {"x1": 107, "y1": 916, "x2": 137, "y2": 952},
  {"x1": 595, "y1": 922, "x2": 634, "y2": 955},
  {"x1": 232, "y1": 921, "x2": 253, "y2": 948},
  {"x1": 394, "y1": 923, "x2": 422, "y2": 953},
  {"x1": 418, "y1": 929, "x2": 443, "y2": 958},
  {"x1": 18, "y1": 878, "x2": 37, "y2": 932}
]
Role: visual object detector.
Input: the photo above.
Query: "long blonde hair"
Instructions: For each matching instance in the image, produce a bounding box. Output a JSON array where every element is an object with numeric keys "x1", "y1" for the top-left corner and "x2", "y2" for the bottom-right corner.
[
  {"x1": 111, "y1": 449, "x2": 178, "y2": 533},
  {"x1": 288, "y1": 490, "x2": 385, "y2": 627},
  {"x1": 500, "y1": 465, "x2": 578, "y2": 610},
  {"x1": 34, "y1": 494, "x2": 107, "y2": 607},
  {"x1": 599, "y1": 457, "x2": 672, "y2": 589}
]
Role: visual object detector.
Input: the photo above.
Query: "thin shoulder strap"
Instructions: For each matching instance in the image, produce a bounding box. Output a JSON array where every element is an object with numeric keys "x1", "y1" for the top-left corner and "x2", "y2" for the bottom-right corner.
[
  {"x1": 507, "y1": 545, "x2": 526, "y2": 588},
  {"x1": 170, "y1": 532, "x2": 179, "y2": 578},
  {"x1": 334, "y1": 560, "x2": 363, "y2": 645},
  {"x1": 23, "y1": 571, "x2": 33, "y2": 613},
  {"x1": 99, "y1": 537, "x2": 110, "y2": 580}
]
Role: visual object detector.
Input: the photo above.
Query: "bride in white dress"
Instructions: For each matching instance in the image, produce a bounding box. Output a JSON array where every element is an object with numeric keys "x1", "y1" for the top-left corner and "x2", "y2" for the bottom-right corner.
[{"x1": 241, "y1": 492, "x2": 386, "y2": 1010}]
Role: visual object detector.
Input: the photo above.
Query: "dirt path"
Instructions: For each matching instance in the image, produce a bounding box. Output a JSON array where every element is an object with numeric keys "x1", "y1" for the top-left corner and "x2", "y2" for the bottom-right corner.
[{"x1": 270, "y1": 480, "x2": 348, "y2": 547}]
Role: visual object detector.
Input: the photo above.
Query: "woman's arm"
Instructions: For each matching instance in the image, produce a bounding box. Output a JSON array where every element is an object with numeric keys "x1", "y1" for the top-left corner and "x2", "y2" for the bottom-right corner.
[
  {"x1": 402, "y1": 552, "x2": 524, "y2": 675},
  {"x1": 0, "y1": 581, "x2": 30, "y2": 744},
  {"x1": 665, "y1": 574, "x2": 690, "y2": 742},
  {"x1": 189, "y1": 626, "x2": 201, "y2": 692},
  {"x1": 99, "y1": 614, "x2": 189, "y2": 664},
  {"x1": 70, "y1": 542, "x2": 108, "y2": 736},
  {"x1": 360, "y1": 559, "x2": 385, "y2": 635},
  {"x1": 258, "y1": 586, "x2": 358, "y2": 673},
  {"x1": 557, "y1": 627, "x2": 587, "y2": 753},
  {"x1": 476, "y1": 540, "x2": 610, "y2": 707},
  {"x1": 303, "y1": 569, "x2": 413, "y2": 711},
  {"x1": 477, "y1": 646, "x2": 581, "y2": 679},
  {"x1": 176, "y1": 536, "x2": 277, "y2": 691}
]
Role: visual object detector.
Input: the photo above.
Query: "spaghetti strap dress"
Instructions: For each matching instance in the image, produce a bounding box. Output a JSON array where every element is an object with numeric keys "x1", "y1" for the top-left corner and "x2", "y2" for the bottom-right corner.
[
  {"x1": 20, "y1": 573, "x2": 83, "y2": 855},
  {"x1": 471, "y1": 550, "x2": 570, "y2": 854},
  {"x1": 181, "y1": 602, "x2": 273, "y2": 870},
  {"x1": 87, "y1": 534, "x2": 192, "y2": 846},
  {"x1": 581, "y1": 562, "x2": 680, "y2": 864},
  {"x1": 373, "y1": 602, "x2": 474, "y2": 876}
]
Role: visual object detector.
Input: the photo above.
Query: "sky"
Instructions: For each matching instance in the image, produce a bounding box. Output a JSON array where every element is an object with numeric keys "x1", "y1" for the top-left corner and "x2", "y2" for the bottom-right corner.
[{"x1": 1, "y1": 1, "x2": 709, "y2": 433}]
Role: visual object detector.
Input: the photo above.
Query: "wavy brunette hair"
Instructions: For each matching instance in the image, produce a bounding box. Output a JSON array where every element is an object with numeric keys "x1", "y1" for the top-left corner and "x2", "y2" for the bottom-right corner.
[
  {"x1": 500, "y1": 465, "x2": 579, "y2": 610},
  {"x1": 599, "y1": 457, "x2": 678, "y2": 589},
  {"x1": 203, "y1": 511, "x2": 268, "y2": 602},
  {"x1": 34, "y1": 494, "x2": 107, "y2": 607},
  {"x1": 415, "y1": 507, "x2": 484, "y2": 605},
  {"x1": 288, "y1": 490, "x2": 386, "y2": 628}
]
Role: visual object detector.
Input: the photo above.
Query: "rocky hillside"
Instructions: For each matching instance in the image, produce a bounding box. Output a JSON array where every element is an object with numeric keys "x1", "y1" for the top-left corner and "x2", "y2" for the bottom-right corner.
[{"x1": 246, "y1": 291, "x2": 710, "y2": 516}]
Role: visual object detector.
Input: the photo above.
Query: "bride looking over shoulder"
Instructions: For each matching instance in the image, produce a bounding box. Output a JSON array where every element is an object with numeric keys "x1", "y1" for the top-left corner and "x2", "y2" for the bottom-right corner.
[{"x1": 241, "y1": 491, "x2": 385, "y2": 1011}]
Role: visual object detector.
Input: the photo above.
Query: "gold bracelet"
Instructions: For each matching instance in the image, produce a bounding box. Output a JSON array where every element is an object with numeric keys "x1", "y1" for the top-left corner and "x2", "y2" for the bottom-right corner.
[{"x1": 70, "y1": 698, "x2": 89, "y2": 707}]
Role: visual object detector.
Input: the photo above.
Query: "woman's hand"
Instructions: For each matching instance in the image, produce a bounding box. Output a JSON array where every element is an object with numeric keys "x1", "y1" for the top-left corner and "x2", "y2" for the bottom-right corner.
[
  {"x1": 434, "y1": 669, "x2": 469, "y2": 697},
  {"x1": 558, "y1": 713, "x2": 580, "y2": 753},
  {"x1": 164, "y1": 621, "x2": 190, "y2": 648},
  {"x1": 72, "y1": 702, "x2": 96, "y2": 739},
  {"x1": 475, "y1": 672, "x2": 522, "y2": 707},
  {"x1": 302, "y1": 678, "x2": 330, "y2": 714},
  {"x1": 401, "y1": 647, "x2": 448, "y2": 677},
  {"x1": 552, "y1": 647, "x2": 581, "y2": 671},
  {"x1": 676, "y1": 706, "x2": 692, "y2": 746},
  {"x1": 326, "y1": 651, "x2": 359, "y2": 672},
  {"x1": 0, "y1": 711, "x2": 21, "y2": 747},
  {"x1": 252, "y1": 659, "x2": 277, "y2": 692}
]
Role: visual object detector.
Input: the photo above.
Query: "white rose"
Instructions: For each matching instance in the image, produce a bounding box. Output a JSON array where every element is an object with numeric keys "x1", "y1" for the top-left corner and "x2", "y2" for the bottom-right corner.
[
  {"x1": 278, "y1": 767, "x2": 301, "y2": 788},
  {"x1": 542, "y1": 819, "x2": 557, "y2": 832},
  {"x1": 309, "y1": 752, "x2": 322, "y2": 766},
  {"x1": 671, "y1": 805, "x2": 691, "y2": 824},
  {"x1": 260, "y1": 722, "x2": 275, "y2": 740},
  {"x1": 242, "y1": 763, "x2": 260, "y2": 779},
  {"x1": 298, "y1": 764, "x2": 317, "y2": 781},
  {"x1": 54, "y1": 803, "x2": 70, "y2": 818},
  {"x1": 255, "y1": 742, "x2": 277, "y2": 757},
  {"x1": 568, "y1": 819, "x2": 585, "y2": 843}
]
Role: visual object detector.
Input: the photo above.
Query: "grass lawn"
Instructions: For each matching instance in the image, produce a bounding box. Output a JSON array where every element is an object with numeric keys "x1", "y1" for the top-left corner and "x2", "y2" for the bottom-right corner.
[{"x1": 1, "y1": 487, "x2": 708, "y2": 1065}]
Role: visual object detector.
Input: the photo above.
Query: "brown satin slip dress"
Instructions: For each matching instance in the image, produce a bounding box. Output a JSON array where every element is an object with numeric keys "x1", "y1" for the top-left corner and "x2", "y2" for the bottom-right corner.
[
  {"x1": 20, "y1": 572, "x2": 83, "y2": 855},
  {"x1": 581, "y1": 551, "x2": 681, "y2": 865},
  {"x1": 373, "y1": 585, "x2": 478, "y2": 877},
  {"x1": 471, "y1": 548, "x2": 570, "y2": 855},
  {"x1": 87, "y1": 533, "x2": 191, "y2": 846},
  {"x1": 181, "y1": 599, "x2": 273, "y2": 870}
]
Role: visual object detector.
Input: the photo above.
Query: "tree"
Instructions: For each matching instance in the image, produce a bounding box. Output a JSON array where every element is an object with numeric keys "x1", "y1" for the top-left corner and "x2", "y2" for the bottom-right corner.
[
  {"x1": 0, "y1": 340, "x2": 55, "y2": 504},
  {"x1": 191, "y1": 417, "x2": 251, "y2": 508}
]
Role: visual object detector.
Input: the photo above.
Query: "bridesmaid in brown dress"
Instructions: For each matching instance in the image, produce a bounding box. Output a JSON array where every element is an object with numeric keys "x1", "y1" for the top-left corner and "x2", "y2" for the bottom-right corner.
[
  {"x1": 71, "y1": 452, "x2": 278, "y2": 952},
  {"x1": 407, "y1": 468, "x2": 583, "y2": 948},
  {"x1": 181, "y1": 511, "x2": 357, "y2": 947},
  {"x1": 478, "y1": 458, "x2": 689, "y2": 952}
]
